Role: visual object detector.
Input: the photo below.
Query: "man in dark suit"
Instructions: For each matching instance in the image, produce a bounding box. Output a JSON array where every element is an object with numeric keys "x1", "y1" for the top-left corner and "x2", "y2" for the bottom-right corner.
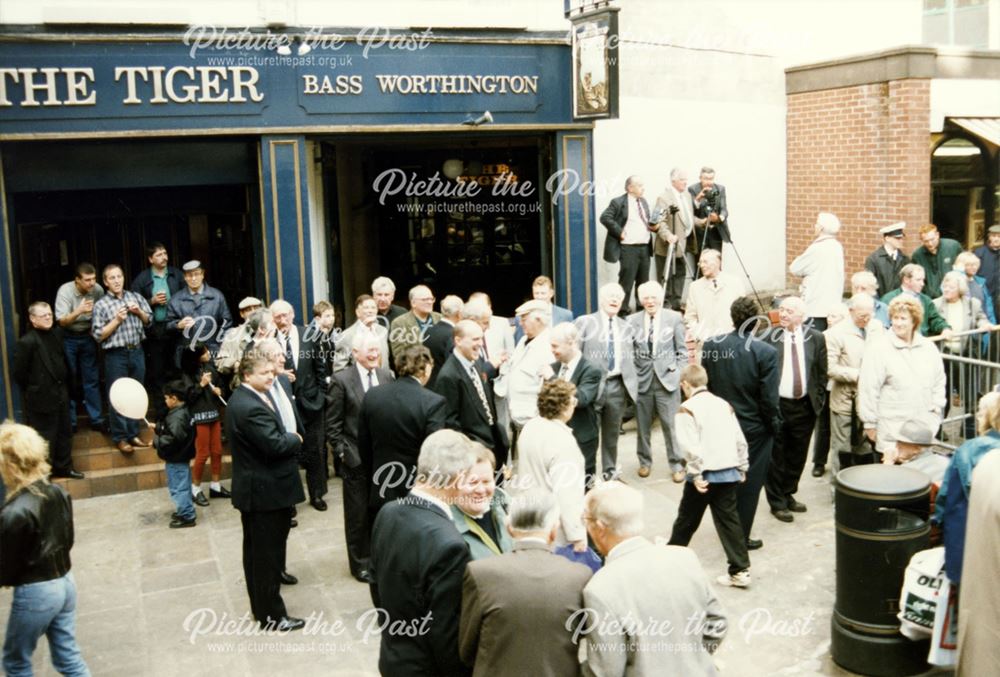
[
  {"x1": 864, "y1": 222, "x2": 910, "y2": 297},
  {"x1": 271, "y1": 299, "x2": 329, "y2": 511},
  {"x1": 763, "y1": 296, "x2": 828, "y2": 522},
  {"x1": 326, "y1": 332, "x2": 393, "y2": 583},
  {"x1": 688, "y1": 166, "x2": 730, "y2": 256},
  {"x1": 13, "y1": 302, "x2": 82, "y2": 479},
  {"x1": 701, "y1": 296, "x2": 780, "y2": 550},
  {"x1": 600, "y1": 175, "x2": 653, "y2": 314},
  {"x1": 575, "y1": 283, "x2": 639, "y2": 481},
  {"x1": 359, "y1": 345, "x2": 447, "y2": 513},
  {"x1": 225, "y1": 349, "x2": 305, "y2": 631},
  {"x1": 628, "y1": 281, "x2": 689, "y2": 481},
  {"x1": 459, "y1": 491, "x2": 592, "y2": 676},
  {"x1": 547, "y1": 321, "x2": 603, "y2": 485},
  {"x1": 433, "y1": 320, "x2": 509, "y2": 473},
  {"x1": 425, "y1": 295, "x2": 464, "y2": 389},
  {"x1": 370, "y1": 430, "x2": 483, "y2": 677}
]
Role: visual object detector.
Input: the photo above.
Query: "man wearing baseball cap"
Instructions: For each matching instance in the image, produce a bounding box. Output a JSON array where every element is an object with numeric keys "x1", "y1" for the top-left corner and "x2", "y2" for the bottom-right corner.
[{"x1": 864, "y1": 223, "x2": 910, "y2": 297}]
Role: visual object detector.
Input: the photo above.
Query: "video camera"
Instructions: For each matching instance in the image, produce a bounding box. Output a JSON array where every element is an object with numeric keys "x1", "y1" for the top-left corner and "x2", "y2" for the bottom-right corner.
[{"x1": 701, "y1": 186, "x2": 720, "y2": 215}]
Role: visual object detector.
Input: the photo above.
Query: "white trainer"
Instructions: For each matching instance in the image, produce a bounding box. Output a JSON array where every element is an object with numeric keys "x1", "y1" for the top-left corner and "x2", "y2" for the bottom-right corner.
[{"x1": 716, "y1": 570, "x2": 751, "y2": 588}]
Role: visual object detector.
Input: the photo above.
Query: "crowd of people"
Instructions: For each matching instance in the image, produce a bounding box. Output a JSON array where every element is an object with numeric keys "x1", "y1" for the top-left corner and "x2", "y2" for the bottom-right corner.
[{"x1": 5, "y1": 197, "x2": 1000, "y2": 674}]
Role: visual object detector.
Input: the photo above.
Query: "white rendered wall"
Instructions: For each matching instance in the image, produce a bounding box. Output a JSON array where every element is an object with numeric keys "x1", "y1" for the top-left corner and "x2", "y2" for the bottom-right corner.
[{"x1": 931, "y1": 78, "x2": 1000, "y2": 132}]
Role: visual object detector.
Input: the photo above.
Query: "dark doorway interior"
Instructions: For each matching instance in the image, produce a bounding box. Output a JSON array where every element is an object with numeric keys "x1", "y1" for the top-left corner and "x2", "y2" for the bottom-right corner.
[{"x1": 11, "y1": 184, "x2": 254, "y2": 326}]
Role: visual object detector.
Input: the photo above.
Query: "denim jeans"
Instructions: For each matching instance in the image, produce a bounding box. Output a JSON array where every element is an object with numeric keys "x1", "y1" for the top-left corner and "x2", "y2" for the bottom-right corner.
[
  {"x1": 104, "y1": 346, "x2": 145, "y2": 442},
  {"x1": 63, "y1": 333, "x2": 104, "y2": 428},
  {"x1": 166, "y1": 461, "x2": 196, "y2": 520},
  {"x1": 3, "y1": 573, "x2": 90, "y2": 677}
]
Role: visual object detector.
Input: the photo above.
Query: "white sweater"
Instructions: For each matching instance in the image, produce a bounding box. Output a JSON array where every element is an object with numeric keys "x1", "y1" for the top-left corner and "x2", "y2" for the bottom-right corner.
[
  {"x1": 675, "y1": 388, "x2": 748, "y2": 477},
  {"x1": 789, "y1": 235, "x2": 845, "y2": 319}
]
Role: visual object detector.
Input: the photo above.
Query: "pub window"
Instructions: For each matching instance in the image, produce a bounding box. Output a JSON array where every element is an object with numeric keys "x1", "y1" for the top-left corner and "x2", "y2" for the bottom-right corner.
[{"x1": 922, "y1": 0, "x2": 991, "y2": 49}]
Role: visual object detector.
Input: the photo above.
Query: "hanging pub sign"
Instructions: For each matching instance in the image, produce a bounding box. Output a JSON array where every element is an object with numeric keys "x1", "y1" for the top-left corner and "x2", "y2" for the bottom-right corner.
[{"x1": 569, "y1": 4, "x2": 619, "y2": 120}]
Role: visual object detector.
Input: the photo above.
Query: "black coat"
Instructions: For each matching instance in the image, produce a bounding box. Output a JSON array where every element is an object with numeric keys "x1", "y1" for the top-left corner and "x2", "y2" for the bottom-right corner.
[
  {"x1": 433, "y1": 354, "x2": 509, "y2": 457},
  {"x1": 600, "y1": 193, "x2": 653, "y2": 264},
  {"x1": 425, "y1": 321, "x2": 456, "y2": 389},
  {"x1": 359, "y1": 377, "x2": 447, "y2": 508},
  {"x1": 865, "y1": 247, "x2": 910, "y2": 297},
  {"x1": 224, "y1": 385, "x2": 304, "y2": 512},
  {"x1": 154, "y1": 404, "x2": 196, "y2": 463},
  {"x1": 370, "y1": 496, "x2": 472, "y2": 677},
  {"x1": 687, "y1": 182, "x2": 730, "y2": 253},
  {"x1": 285, "y1": 324, "x2": 327, "y2": 419},
  {"x1": 702, "y1": 331, "x2": 781, "y2": 437},
  {"x1": 326, "y1": 365, "x2": 393, "y2": 469},
  {"x1": 762, "y1": 326, "x2": 828, "y2": 416},
  {"x1": 13, "y1": 327, "x2": 68, "y2": 413},
  {"x1": 550, "y1": 357, "x2": 603, "y2": 444},
  {"x1": 0, "y1": 480, "x2": 73, "y2": 587}
]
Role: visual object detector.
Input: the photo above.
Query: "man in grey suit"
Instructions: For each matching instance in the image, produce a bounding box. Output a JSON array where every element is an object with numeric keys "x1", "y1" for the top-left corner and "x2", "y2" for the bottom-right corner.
[
  {"x1": 575, "y1": 283, "x2": 638, "y2": 481},
  {"x1": 652, "y1": 168, "x2": 698, "y2": 310},
  {"x1": 459, "y1": 491, "x2": 592, "y2": 677},
  {"x1": 628, "y1": 280, "x2": 689, "y2": 481},
  {"x1": 580, "y1": 482, "x2": 727, "y2": 676}
]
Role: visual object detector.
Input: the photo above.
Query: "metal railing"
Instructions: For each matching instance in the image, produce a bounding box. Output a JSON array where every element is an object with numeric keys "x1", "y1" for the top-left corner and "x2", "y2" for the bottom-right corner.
[{"x1": 932, "y1": 325, "x2": 1000, "y2": 444}]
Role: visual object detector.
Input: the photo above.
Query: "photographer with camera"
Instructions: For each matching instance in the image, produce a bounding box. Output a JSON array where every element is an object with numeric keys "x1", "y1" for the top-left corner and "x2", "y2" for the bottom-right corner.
[
  {"x1": 688, "y1": 167, "x2": 729, "y2": 257},
  {"x1": 652, "y1": 169, "x2": 697, "y2": 310}
]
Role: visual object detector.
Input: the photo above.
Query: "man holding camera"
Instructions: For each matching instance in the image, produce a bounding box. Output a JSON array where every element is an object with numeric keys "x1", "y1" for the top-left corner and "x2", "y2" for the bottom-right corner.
[
  {"x1": 600, "y1": 175, "x2": 654, "y2": 315},
  {"x1": 688, "y1": 167, "x2": 729, "y2": 257},
  {"x1": 653, "y1": 169, "x2": 697, "y2": 310}
]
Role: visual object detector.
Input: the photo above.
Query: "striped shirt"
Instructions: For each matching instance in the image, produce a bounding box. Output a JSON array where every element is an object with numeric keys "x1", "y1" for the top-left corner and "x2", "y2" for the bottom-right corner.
[{"x1": 91, "y1": 291, "x2": 152, "y2": 349}]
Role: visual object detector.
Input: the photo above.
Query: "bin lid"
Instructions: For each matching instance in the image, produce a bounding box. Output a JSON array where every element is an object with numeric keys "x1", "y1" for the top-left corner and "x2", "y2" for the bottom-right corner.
[{"x1": 836, "y1": 465, "x2": 930, "y2": 497}]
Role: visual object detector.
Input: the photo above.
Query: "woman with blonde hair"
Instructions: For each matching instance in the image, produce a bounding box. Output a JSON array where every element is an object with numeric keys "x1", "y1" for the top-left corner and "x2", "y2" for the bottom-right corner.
[
  {"x1": 0, "y1": 421, "x2": 89, "y2": 676},
  {"x1": 858, "y1": 295, "x2": 946, "y2": 458}
]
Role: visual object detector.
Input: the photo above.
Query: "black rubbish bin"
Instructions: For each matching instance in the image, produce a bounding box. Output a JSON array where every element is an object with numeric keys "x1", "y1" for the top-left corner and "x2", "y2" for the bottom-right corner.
[{"x1": 831, "y1": 464, "x2": 932, "y2": 677}]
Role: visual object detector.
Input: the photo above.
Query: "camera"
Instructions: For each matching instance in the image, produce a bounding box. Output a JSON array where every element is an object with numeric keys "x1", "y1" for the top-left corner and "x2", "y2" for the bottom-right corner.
[{"x1": 668, "y1": 204, "x2": 680, "y2": 215}]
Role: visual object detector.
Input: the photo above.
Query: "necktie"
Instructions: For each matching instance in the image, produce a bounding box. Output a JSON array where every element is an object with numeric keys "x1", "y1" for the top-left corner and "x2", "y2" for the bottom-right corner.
[
  {"x1": 860, "y1": 327, "x2": 867, "y2": 340},
  {"x1": 647, "y1": 317, "x2": 655, "y2": 352},
  {"x1": 283, "y1": 333, "x2": 294, "y2": 368},
  {"x1": 790, "y1": 333, "x2": 804, "y2": 399},
  {"x1": 607, "y1": 317, "x2": 616, "y2": 372},
  {"x1": 558, "y1": 364, "x2": 569, "y2": 381},
  {"x1": 469, "y1": 365, "x2": 494, "y2": 426},
  {"x1": 367, "y1": 369, "x2": 374, "y2": 391},
  {"x1": 713, "y1": 279, "x2": 718, "y2": 289},
  {"x1": 481, "y1": 339, "x2": 490, "y2": 362},
  {"x1": 637, "y1": 199, "x2": 648, "y2": 224}
]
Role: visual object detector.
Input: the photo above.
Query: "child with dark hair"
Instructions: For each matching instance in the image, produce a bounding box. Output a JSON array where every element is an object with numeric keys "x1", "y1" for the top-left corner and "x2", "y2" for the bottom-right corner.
[
  {"x1": 180, "y1": 344, "x2": 229, "y2": 506},
  {"x1": 155, "y1": 380, "x2": 197, "y2": 528}
]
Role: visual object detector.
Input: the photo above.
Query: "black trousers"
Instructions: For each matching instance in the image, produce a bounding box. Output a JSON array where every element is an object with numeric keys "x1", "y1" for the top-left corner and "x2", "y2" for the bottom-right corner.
[
  {"x1": 25, "y1": 403, "x2": 73, "y2": 473},
  {"x1": 736, "y1": 426, "x2": 773, "y2": 539},
  {"x1": 618, "y1": 244, "x2": 650, "y2": 313},
  {"x1": 810, "y1": 396, "x2": 832, "y2": 467},
  {"x1": 241, "y1": 507, "x2": 293, "y2": 623},
  {"x1": 342, "y1": 462, "x2": 371, "y2": 577},
  {"x1": 578, "y1": 436, "x2": 598, "y2": 488},
  {"x1": 299, "y1": 413, "x2": 328, "y2": 501},
  {"x1": 143, "y1": 329, "x2": 177, "y2": 420},
  {"x1": 669, "y1": 481, "x2": 750, "y2": 575},
  {"x1": 765, "y1": 397, "x2": 817, "y2": 511}
]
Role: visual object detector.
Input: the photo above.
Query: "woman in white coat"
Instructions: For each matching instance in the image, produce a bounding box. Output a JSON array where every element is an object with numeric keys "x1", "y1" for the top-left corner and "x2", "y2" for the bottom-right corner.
[
  {"x1": 859, "y1": 295, "x2": 946, "y2": 456},
  {"x1": 515, "y1": 379, "x2": 588, "y2": 552}
]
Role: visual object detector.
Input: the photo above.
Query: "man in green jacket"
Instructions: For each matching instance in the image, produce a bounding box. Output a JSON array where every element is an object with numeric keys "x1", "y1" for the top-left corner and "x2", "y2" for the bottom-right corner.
[
  {"x1": 912, "y1": 223, "x2": 963, "y2": 299},
  {"x1": 882, "y1": 263, "x2": 954, "y2": 338}
]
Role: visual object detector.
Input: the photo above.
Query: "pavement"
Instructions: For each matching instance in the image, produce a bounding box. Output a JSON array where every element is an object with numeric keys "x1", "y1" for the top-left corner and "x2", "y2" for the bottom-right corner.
[{"x1": 0, "y1": 424, "x2": 950, "y2": 677}]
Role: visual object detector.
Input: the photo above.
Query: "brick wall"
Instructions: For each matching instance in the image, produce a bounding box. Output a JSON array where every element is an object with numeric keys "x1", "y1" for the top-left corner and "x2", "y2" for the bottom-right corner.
[{"x1": 786, "y1": 79, "x2": 931, "y2": 291}]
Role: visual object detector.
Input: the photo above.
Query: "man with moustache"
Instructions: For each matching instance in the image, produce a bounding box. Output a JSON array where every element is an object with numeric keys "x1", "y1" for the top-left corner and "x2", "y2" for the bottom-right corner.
[
  {"x1": 600, "y1": 175, "x2": 654, "y2": 315},
  {"x1": 326, "y1": 332, "x2": 393, "y2": 583}
]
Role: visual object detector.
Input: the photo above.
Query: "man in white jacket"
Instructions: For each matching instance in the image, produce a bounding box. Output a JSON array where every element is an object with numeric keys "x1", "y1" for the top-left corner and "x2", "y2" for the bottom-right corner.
[
  {"x1": 494, "y1": 299, "x2": 554, "y2": 444},
  {"x1": 668, "y1": 364, "x2": 751, "y2": 588},
  {"x1": 789, "y1": 212, "x2": 845, "y2": 332}
]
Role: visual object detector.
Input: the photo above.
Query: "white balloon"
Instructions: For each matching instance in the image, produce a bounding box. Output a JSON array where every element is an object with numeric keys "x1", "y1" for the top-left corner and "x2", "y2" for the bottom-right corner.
[
  {"x1": 442, "y1": 159, "x2": 464, "y2": 180},
  {"x1": 109, "y1": 377, "x2": 149, "y2": 420}
]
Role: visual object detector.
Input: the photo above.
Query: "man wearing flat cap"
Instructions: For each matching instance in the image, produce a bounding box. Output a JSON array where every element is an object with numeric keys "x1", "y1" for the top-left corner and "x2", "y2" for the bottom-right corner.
[
  {"x1": 884, "y1": 417, "x2": 948, "y2": 484},
  {"x1": 865, "y1": 223, "x2": 911, "y2": 298},
  {"x1": 974, "y1": 225, "x2": 1000, "y2": 322},
  {"x1": 166, "y1": 260, "x2": 233, "y2": 359},
  {"x1": 494, "y1": 299, "x2": 555, "y2": 447}
]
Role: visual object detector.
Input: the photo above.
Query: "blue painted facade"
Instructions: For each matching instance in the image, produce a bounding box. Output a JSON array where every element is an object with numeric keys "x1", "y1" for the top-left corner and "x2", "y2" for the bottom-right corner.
[{"x1": 0, "y1": 33, "x2": 596, "y2": 418}]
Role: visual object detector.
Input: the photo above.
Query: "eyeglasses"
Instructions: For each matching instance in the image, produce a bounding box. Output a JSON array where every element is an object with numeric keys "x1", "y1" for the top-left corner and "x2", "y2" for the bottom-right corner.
[{"x1": 31, "y1": 313, "x2": 53, "y2": 319}]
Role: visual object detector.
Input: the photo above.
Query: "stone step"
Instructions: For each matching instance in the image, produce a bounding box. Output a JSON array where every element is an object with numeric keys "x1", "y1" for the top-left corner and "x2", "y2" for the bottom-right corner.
[
  {"x1": 71, "y1": 442, "x2": 162, "y2": 471},
  {"x1": 54, "y1": 457, "x2": 233, "y2": 500}
]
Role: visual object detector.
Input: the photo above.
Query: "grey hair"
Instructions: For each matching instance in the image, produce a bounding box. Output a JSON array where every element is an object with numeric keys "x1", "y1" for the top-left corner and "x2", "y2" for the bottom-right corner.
[
  {"x1": 254, "y1": 338, "x2": 281, "y2": 358},
  {"x1": 507, "y1": 491, "x2": 560, "y2": 534},
  {"x1": 780, "y1": 296, "x2": 806, "y2": 314},
  {"x1": 851, "y1": 270, "x2": 879, "y2": 292},
  {"x1": 440, "y1": 295, "x2": 464, "y2": 319},
  {"x1": 524, "y1": 309, "x2": 551, "y2": 327},
  {"x1": 246, "y1": 309, "x2": 273, "y2": 335},
  {"x1": 598, "y1": 282, "x2": 625, "y2": 305},
  {"x1": 351, "y1": 330, "x2": 383, "y2": 353},
  {"x1": 669, "y1": 167, "x2": 686, "y2": 182},
  {"x1": 550, "y1": 321, "x2": 579, "y2": 346},
  {"x1": 371, "y1": 276, "x2": 396, "y2": 293},
  {"x1": 461, "y1": 298, "x2": 490, "y2": 322},
  {"x1": 848, "y1": 293, "x2": 874, "y2": 311},
  {"x1": 408, "y1": 285, "x2": 432, "y2": 303},
  {"x1": 269, "y1": 299, "x2": 293, "y2": 315},
  {"x1": 941, "y1": 270, "x2": 969, "y2": 295},
  {"x1": 586, "y1": 481, "x2": 644, "y2": 536},
  {"x1": 416, "y1": 430, "x2": 485, "y2": 486},
  {"x1": 636, "y1": 280, "x2": 664, "y2": 300}
]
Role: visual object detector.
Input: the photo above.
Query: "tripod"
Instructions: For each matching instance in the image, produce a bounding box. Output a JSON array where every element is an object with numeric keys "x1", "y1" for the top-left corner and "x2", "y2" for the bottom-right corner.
[{"x1": 696, "y1": 217, "x2": 766, "y2": 311}]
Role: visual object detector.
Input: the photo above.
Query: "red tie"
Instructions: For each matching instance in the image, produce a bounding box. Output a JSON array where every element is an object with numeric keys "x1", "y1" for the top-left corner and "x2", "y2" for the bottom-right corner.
[{"x1": 791, "y1": 334, "x2": 804, "y2": 399}]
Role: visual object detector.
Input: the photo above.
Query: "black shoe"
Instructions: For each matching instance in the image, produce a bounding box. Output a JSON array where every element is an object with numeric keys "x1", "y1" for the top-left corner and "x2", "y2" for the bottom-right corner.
[
  {"x1": 291, "y1": 506, "x2": 298, "y2": 518},
  {"x1": 289, "y1": 518, "x2": 298, "y2": 528},
  {"x1": 280, "y1": 571, "x2": 298, "y2": 585},
  {"x1": 811, "y1": 465, "x2": 825, "y2": 478},
  {"x1": 193, "y1": 491, "x2": 209, "y2": 507},
  {"x1": 788, "y1": 500, "x2": 808, "y2": 513},
  {"x1": 353, "y1": 569, "x2": 374, "y2": 584},
  {"x1": 209, "y1": 486, "x2": 232, "y2": 499},
  {"x1": 169, "y1": 516, "x2": 197, "y2": 529},
  {"x1": 269, "y1": 617, "x2": 305, "y2": 632},
  {"x1": 746, "y1": 538, "x2": 763, "y2": 551},
  {"x1": 771, "y1": 509, "x2": 794, "y2": 523},
  {"x1": 310, "y1": 498, "x2": 328, "y2": 512},
  {"x1": 52, "y1": 469, "x2": 85, "y2": 480}
]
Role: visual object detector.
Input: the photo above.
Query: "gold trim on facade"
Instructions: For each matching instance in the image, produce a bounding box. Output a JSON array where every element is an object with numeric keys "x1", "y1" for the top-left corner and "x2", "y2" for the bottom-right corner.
[
  {"x1": 268, "y1": 141, "x2": 285, "y2": 300},
  {"x1": 0, "y1": 155, "x2": 14, "y2": 417},
  {"x1": 256, "y1": 144, "x2": 271, "y2": 301},
  {"x1": 0, "y1": 32, "x2": 570, "y2": 46},
  {"x1": 560, "y1": 136, "x2": 572, "y2": 311}
]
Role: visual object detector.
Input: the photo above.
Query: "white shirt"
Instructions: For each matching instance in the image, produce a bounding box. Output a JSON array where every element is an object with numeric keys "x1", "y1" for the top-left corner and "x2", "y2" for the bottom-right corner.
[
  {"x1": 409, "y1": 487, "x2": 451, "y2": 518},
  {"x1": 269, "y1": 381, "x2": 297, "y2": 433},
  {"x1": 601, "y1": 311, "x2": 624, "y2": 377},
  {"x1": 356, "y1": 362, "x2": 378, "y2": 392},
  {"x1": 278, "y1": 326, "x2": 300, "y2": 370},
  {"x1": 778, "y1": 327, "x2": 809, "y2": 399},
  {"x1": 621, "y1": 196, "x2": 649, "y2": 245}
]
